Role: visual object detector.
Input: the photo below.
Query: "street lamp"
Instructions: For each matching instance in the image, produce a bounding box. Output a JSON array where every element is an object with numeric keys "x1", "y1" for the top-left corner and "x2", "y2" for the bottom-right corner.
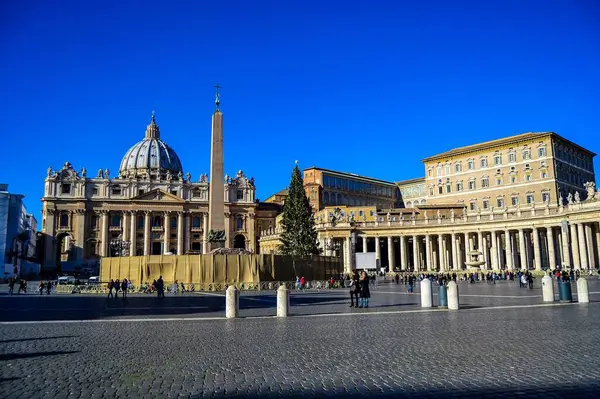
[{"x1": 110, "y1": 235, "x2": 130, "y2": 257}]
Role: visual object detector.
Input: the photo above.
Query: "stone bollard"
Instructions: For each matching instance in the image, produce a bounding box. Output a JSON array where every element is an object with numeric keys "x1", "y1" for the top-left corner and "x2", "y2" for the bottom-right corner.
[
  {"x1": 420, "y1": 279, "x2": 433, "y2": 308},
  {"x1": 577, "y1": 278, "x2": 589, "y2": 304},
  {"x1": 447, "y1": 281, "x2": 459, "y2": 310},
  {"x1": 225, "y1": 285, "x2": 239, "y2": 318},
  {"x1": 541, "y1": 275, "x2": 555, "y2": 302},
  {"x1": 277, "y1": 284, "x2": 289, "y2": 317}
]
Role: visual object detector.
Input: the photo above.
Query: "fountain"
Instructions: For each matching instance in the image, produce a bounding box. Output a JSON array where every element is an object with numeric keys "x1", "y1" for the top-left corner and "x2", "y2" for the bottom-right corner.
[{"x1": 465, "y1": 250, "x2": 485, "y2": 271}]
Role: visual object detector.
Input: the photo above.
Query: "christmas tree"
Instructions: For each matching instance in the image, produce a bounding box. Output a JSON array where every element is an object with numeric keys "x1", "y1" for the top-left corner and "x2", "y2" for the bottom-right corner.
[{"x1": 280, "y1": 163, "x2": 321, "y2": 256}]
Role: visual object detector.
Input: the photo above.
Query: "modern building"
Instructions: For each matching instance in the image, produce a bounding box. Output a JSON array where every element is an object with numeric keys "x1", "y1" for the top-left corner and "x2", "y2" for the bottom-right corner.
[
  {"x1": 0, "y1": 184, "x2": 38, "y2": 278},
  {"x1": 40, "y1": 111, "x2": 278, "y2": 272},
  {"x1": 260, "y1": 132, "x2": 600, "y2": 274}
]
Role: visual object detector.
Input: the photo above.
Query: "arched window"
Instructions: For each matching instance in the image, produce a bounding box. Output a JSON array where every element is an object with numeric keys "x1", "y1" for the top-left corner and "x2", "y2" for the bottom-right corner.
[
  {"x1": 236, "y1": 217, "x2": 244, "y2": 230},
  {"x1": 192, "y1": 216, "x2": 201, "y2": 228}
]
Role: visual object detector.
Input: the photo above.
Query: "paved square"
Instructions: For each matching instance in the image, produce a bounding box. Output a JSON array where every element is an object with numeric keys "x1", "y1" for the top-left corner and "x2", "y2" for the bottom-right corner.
[{"x1": 1, "y1": 279, "x2": 600, "y2": 398}]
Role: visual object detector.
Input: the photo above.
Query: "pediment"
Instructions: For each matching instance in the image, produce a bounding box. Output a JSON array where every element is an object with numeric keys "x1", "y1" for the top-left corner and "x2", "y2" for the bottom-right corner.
[{"x1": 132, "y1": 189, "x2": 185, "y2": 203}]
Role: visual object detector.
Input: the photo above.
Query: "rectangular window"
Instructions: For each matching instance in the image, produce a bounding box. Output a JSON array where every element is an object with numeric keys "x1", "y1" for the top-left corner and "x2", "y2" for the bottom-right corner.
[
  {"x1": 525, "y1": 174, "x2": 532, "y2": 181},
  {"x1": 455, "y1": 163, "x2": 461, "y2": 173},
  {"x1": 468, "y1": 181, "x2": 475, "y2": 190},
  {"x1": 523, "y1": 151, "x2": 531, "y2": 160},
  {"x1": 456, "y1": 182, "x2": 463, "y2": 192},
  {"x1": 512, "y1": 197, "x2": 519, "y2": 206},
  {"x1": 369, "y1": 210, "x2": 374, "y2": 217},
  {"x1": 468, "y1": 160, "x2": 474, "y2": 170},
  {"x1": 494, "y1": 156, "x2": 502, "y2": 166},
  {"x1": 481, "y1": 159, "x2": 487, "y2": 168},
  {"x1": 92, "y1": 187, "x2": 98, "y2": 195},
  {"x1": 139, "y1": 189, "x2": 145, "y2": 195},
  {"x1": 170, "y1": 190, "x2": 177, "y2": 196},
  {"x1": 359, "y1": 210, "x2": 364, "y2": 216},
  {"x1": 496, "y1": 177, "x2": 502, "y2": 186},
  {"x1": 481, "y1": 178, "x2": 489, "y2": 188},
  {"x1": 61, "y1": 184, "x2": 71, "y2": 194},
  {"x1": 511, "y1": 175, "x2": 517, "y2": 183},
  {"x1": 542, "y1": 192, "x2": 550, "y2": 202},
  {"x1": 482, "y1": 200, "x2": 489, "y2": 209},
  {"x1": 526, "y1": 194, "x2": 534, "y2": 204},
  {"x1": 237, "y1": 190, "x2": 244, "y2": 200},
  {"x1": 445, "y1": 165, "x2": 450, "y2": 175},
  {"x1": 469, "y1": 202, "x2": 476, "y2": 211},
  {"x1": 428, "y1": 169, "x2": 432, "y2": 177},
  {"x1": 509, "y1": 153, "x2": 516, "y2": 163},
  {"x1": 111, "y1": 188, "x2": 121, "y2": 196},
  {"x1": 446, "y1": 184, "x2": 451, "y2": 193},
  {"x1": 438, "y1": 186, "x2": 443, "y2": 194},
  {"x1": 538, "y1": 148, "x2": 546, "y2": 157},
  {"x1": 497, "y1": 198, "x2": 505, "y2": 208}
]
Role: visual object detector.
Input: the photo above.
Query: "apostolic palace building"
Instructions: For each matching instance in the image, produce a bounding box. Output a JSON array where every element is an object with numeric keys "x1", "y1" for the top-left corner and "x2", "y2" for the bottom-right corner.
[{"x1": 39, "y1": 97, "x2": 600, "y2": 277}]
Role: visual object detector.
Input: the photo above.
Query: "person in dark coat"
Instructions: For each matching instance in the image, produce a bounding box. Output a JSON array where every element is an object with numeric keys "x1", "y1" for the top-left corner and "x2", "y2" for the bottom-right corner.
[
  {"x1": 358, "y1": 271, "x2": 371, "y2": 308},
  {"x1": 156, "y1": 276, "x2": 165, "y2": 298},
  {"x1": 121, "y1": 279, "x2": 128, "y2": 298},
  {"x1": 349, "y1": 270, "x2": 360, "y2": 308}
]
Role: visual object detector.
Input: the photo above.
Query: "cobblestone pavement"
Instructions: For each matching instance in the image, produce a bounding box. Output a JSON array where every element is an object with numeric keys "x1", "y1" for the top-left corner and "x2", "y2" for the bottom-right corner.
[
  {"x1": 1, "y1": 279, "x2": 599, "y2": 321},
  {"x1": 1, "y1": 302, "x2": 599, "y2": 398}
]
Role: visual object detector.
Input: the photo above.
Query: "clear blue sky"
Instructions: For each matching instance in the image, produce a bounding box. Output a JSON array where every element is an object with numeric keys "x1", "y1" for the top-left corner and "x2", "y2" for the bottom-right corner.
[{"x1": 1, "y1": 0, "x2": 599, "y2": 225}]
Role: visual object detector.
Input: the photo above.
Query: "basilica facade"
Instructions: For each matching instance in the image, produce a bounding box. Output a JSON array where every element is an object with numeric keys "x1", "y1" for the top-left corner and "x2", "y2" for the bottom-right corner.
[{"x1": 41, "y1": 114, "x2": 279, "y2": 271}]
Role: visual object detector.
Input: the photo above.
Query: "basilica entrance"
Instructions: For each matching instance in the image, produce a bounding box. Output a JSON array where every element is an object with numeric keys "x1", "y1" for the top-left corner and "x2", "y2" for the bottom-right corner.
[
  {"x1": 233, "y1": 234, "x2": 246, "y2": 250},
  {"x1": 152, "y1": 242, "x2": 162, "y2": 255}
]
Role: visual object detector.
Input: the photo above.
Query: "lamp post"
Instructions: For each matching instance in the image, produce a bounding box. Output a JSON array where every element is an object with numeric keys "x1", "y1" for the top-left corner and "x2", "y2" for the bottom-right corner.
[{"x1": 110, "y1": 235, "x2": 130, "y2": 257}]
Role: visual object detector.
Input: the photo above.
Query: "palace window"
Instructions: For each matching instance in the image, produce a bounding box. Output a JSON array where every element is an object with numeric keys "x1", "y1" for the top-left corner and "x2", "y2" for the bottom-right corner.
[
  {"x1": 59, "y1": 213, "x2": 69, "y2": 227},
  {"x1": 482, "y1": 200, "x2": 489, "y2": 209},
  {"x1": 509, "y1": 153, "x2": 516, "y2": 163},
  {"x1": 525, "y1": 173, "x2": 532, "y2": 181},
  {"x1": 61, "y1": 184, "x2": 71, "y2": 194},
  {"x1": 494, "y1": 155, "x2": 502, "y2": 166},
  {"x1": 455, "y1": 163, "x2": 462, "y2": 173},
  {"x1": 446, "y1": 182, "x2": 451, "y2": 193},
  {"x1": 538, "y1": 147, "x2": 547, "y2": 157},
  {"x1": 468, "y1": 180, "x2": 476, "y2": 190},
  {"x1": 359, "y1": 210, "x2": 364, "y2": 217},
  {"x1": 469, "y1": 201, "x2": 476, "y2": 211},
  {"x1": 436, "y1": 166, "x2": 442, "y2": 177},
  {"x1": 511, "y1": 196, "x2": 519, "y2": 206},
  {"x1": 526, "y1": 194, "x2": 535, "y2": 204},
  {"x1": 523, "y1": 150, "x2": 531, "y2": 160},
  {"x1": 445, "y1": 165, "x2": 450, "y2": 175},
  {"x1": 510, "y1": 175, "x2": 517, "y2": 184},
  {"x1": 438, "y1": 186, "x2": 443, "y2": 194},
  {"x1": 481, "y1": 177, "x2": 489, "y2": 188},
  {"x1": 496, "y1": 177, "x2": 502, "y2": 186},
  {"x1": 429, "y1": 187, "x2": 434, "y2": 196},
  {"x1": 370, "y1": 210, "x2": 375, "y2": 217},
  {"x1": 541, "y1": 169, "x2": 548, "y2": 179},
  {"x1": 428, "y1": 169, "x2": 432, "y2": 177},
  {"x1": 497, "y1": 198, "x2": 505, "y2": 208},
  {"x1": 542, "y1": 192, "x2": 550, "y2": 203},
  {"x1": 480, "y1": 158, "x2": 488, "y2": 168},
  {"x1": 456, "y1": 182, "x2": 463, "y2": 192},
  {"x1": 237, "y1": 190, "x2": 244, "y2": 200},
  {"x1": 467, "y1": 160, "x2": 475, "y2": 170}
]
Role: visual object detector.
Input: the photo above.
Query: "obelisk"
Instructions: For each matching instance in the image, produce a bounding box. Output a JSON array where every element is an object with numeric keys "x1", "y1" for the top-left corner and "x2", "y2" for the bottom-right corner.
[{"x1": 207, "y1": 85, "x2": 226, "y2": 251}]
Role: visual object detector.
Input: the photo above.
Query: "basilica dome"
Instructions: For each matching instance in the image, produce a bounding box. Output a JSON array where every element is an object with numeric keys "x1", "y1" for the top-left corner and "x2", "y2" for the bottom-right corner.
[{"x1": 119, "y1": 114, "x2": 183, "y2": 179}]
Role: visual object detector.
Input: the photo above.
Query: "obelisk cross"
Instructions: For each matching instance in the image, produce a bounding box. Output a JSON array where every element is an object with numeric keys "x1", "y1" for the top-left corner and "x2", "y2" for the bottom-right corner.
[{"x1": 214, "y1": 84, "x2": 221, "y2": 110}]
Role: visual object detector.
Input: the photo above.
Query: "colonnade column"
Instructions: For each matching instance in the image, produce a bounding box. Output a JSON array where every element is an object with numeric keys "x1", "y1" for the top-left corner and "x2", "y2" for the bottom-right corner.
[
  {"x1": 518, "y1": 229, "x2": 527, "y2": 270},
  {"x1": 585, "y1": 224, "x2": 595, "y2": 269},
  {"x1": 345, "y1": 236, "x2": 352, "y2": 274},
  {"x1": 400, "y1": 235, "x2": 407, "y2": 270},
  {"x1": 547, "y1": 227, "x2": 556, "y2": 271},
  {"x1": 490, "y1": 231, "x2": 498, "y2": 270},
  {"x1": 451, "y1": 233, "x2": 458, "y2": 270},
  {"x1": 412, "y1": 235, "x2": 419, "y2": 271},
  {"x1": 425, "y1": 235, "x2": 432, "y2": 271},
  {"x1": 570, "y1": 223, "x2": 581, "y2": 270},
  {"x1": 438, "y1": 234, "x2": 444, "y2": 271},
  {"x1": 560, "y1": 224, "x2": 569, "y2": 268},
  {"x1": 387, "y1": 236, "x2": 395, "y2": 271},
  {"x1": 577, "y1": 223, "x2": 589, "y2": 270},
  {"x1": 143, "y1": 211, "x2": 151, "y2": 256},
  {"x1": 532, "y1": 227, "x2": 542, "y2": 271},
  {"x1": 375, "y1": 236, "x2": 381, "y2": 268},
  {"x1": 505, "y1": 230, "x2": 513, "y2": 270},
  {"x1": 101, "y1": 211, "x2": 109, "y2": 257},
  {"x1": 177, "y1": 211, "x2": 184, "y2": 255},
  {"x1": 129, "y1": 211, "x2": 136, "y2": 256},
  {"x1": 163, "y1": 211, "x2": 170, "y2": 254},
  {"x1": 362, "y1": 236, "x2": 367, "y2": 253}
]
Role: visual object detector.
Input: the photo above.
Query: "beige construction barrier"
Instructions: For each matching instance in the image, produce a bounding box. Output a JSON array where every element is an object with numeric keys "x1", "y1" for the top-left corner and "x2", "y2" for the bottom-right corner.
[{"x1": 100, "y1": 254, "x2": 341, "y2": 286}]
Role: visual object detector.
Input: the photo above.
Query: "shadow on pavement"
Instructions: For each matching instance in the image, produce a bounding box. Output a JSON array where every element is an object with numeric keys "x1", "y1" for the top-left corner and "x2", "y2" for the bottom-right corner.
[
  {"x1": 0, "y1": 350, "x2": 79, "y2": 361},
  {"x1": 0, "y1": 335, "x2": 77, "y2": 344}
]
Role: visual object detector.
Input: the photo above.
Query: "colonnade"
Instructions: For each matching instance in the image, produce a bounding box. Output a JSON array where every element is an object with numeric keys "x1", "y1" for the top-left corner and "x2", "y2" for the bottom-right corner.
[{"x1": 334, "y1": 220, "x2": 600, "y2": 273}]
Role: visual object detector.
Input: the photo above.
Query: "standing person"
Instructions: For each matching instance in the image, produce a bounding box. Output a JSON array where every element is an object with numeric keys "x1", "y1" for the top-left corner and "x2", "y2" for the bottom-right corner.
[
  {"x1": 121, "y1": 279, "x2": 128, "y2": 298},
  {"x1": 8, "y1": 278, "x2": 15, "y2": 295},
  {"x1": 180, "y1": 281, "x2": 187, "y2": 293},
  {"x1": 300, "y1": 276, "x2": 306, "y2": 290},
  {"x1": 46, "y1": 280, "x2": 52, "y2": 295},
  {"x1": 38, "y1": 281, "x2": 45, "y2": 295},
  {"x1": 156, "y1": 276, "x2": 165, "y2": 298},
  {"x1": 114, "y1": 279, "x2": 121, "y2": 298},
  {"x1": 349, "y1": 270, "x2": 360, "y2": 308},
  {"x1": 107, "y1": 279, "x2": 114, "y2": 298},
  {"x1": 359, "y1": 271, "x2": 371, "y2": 308},
  {"x1": 395, "y1": 274, "x2": 400, "y2": 285},
  {"x1": 407, "y1": 275, "x2": 414, "y2": 293}
]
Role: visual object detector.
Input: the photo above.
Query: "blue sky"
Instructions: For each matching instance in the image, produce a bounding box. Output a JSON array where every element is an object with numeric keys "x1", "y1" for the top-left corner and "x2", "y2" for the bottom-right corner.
[{"x1": 1, "y1": 0, "x2": 599, "y2": 224}]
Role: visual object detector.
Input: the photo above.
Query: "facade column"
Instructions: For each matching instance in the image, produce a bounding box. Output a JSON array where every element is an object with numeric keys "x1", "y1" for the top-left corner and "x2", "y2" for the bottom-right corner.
[
  {"x1": 143, "y1": 211, "x2": 151, "y2": 256},
  {"x1": 547, "y1": 227, "x2": 556, "y2": 271},
  {"x1": 437, "y1": 234, "x2": 444, "y2": 271},
  {"x1": 101, "y1": 211, "x2": 109, "y2": 257},
  {"x1": 570, "y1": 223, "x2": 581, "y2": 270},
  {"x1": 490, "y1": 231, "x2": 498, "y2": 270},
  {"x1": 400, "y1": 235, "x2": 407, "y2": 270},
  {"x1": 451, "y1": 233, "x2": 458, "y2": 270},
  {"x1": 202, "y1": 212, "x2": 209, "y2": 254},
  {"x1": 345, "y1": 236, "x2": 352, "y2": 274},
  {"x1": 177, "y1": 211, "x2": 184, "y2": 255},
  {"x1": 184, "y1": 212, "x2": 191, "y2": 253},
  {"x1": 532, "y1": 227, "x2": 542, "y2": 271},
  {"x1": 560, "y1": 223, "x2": 570, "y2": 268},
  {"x1": 596, "y1": 223, "x2": 600, "y2": 270},
  {"x1": 468, "y1": 233, "x2": 474, "y2": 252},
  {"x1": 585, "y1": 224, "x2": 595, "y2": 269},
  {"x1": 362, "y1": 236, "x2": 367, "y2": 253},
  {"x1": 425, "y1": 234, "x2": 432, "y2": 271},
  {"x1": 163, "y1": 211, "x2": 170, "y2": 254},
  {"x1": 441, "y1": 235, "x2": 448, "y2": 272},
  {"x1": 375, "y1": 236, "x2": 381, "y2": 268},
  {"x1": 577, "y1": 223, "x2": 589, "y2": 270},
  {"x1": 122, "y1": 212, "x2": 130, "y2": 242},
  {"x1": 518, "y1": 229, "x2": 527, "y2": 270},
  {"x1": 412, "y1": 235, "x2": 419, "y2": 271},
  {"x1": 505, "y1": 230, "x2": 513, "y2": 270},
  {"x1": 129, "y1": 211, "x2": 136, "y2": 256},
  {"x1": 387, "y1": 236, "x2": 395, "y2": 271},
  {"x1": 497, "y1": 232, "x2": 504, "y2": 269}
]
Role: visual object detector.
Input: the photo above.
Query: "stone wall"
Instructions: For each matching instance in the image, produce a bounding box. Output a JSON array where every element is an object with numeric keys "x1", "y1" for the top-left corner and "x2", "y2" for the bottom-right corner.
[{"x1": 100, "y1": 254, "x2": 342, "y2": 285}]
